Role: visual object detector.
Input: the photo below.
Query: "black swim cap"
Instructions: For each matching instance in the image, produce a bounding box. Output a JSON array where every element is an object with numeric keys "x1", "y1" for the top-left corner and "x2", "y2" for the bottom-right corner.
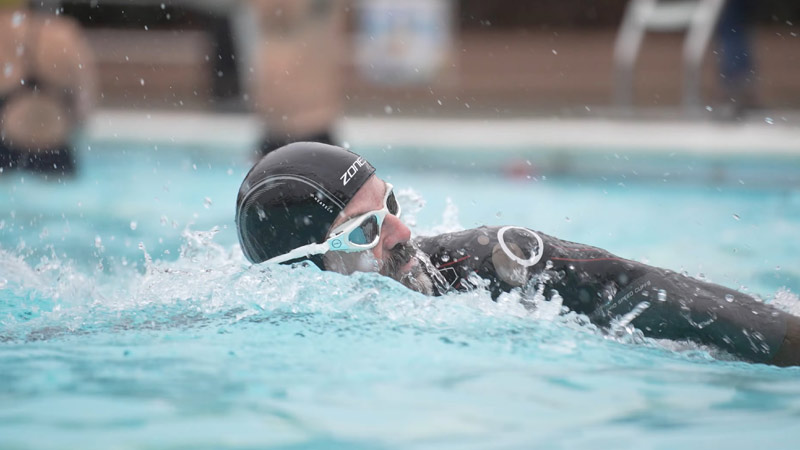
[{"x1": 235, "y1": 142, "x2": 376, "y2": 267}]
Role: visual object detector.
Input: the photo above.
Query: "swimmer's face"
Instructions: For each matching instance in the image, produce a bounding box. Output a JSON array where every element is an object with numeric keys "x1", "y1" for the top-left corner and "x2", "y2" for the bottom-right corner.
[{"x1": 323, "y1": 175, "x2": 433, "y2": 295}]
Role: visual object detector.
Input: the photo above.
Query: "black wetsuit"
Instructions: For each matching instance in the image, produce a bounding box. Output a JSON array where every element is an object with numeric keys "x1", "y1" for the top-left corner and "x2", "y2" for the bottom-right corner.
[
  {"x1": 0, "y1": 20, "x2": 76, "y2": 175},
  {"x1": 414, "y1": 226, "x2": 799, "y2": 366}
]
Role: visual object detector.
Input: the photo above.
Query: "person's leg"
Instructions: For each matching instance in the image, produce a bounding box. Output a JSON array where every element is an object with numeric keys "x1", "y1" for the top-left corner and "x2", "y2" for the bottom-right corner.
[
  {"x1": 257, "y1": 129, "x2": 336, "y2": 157},
  {"x1": 717, "y1": 0, "x2": 757, "y2": 110},
  {"x1": 0, "y1": 142, "x2": 18, "y2": 173},
  {"x1": 258, "y1": 134, "x2": 291, "y2": 157}
]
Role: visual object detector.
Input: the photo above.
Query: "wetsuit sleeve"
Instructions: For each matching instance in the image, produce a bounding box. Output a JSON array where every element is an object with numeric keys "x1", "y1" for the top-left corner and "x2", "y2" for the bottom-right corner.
[{"x1": 413, "y1": 226, "x2": 796, "y2": 365}]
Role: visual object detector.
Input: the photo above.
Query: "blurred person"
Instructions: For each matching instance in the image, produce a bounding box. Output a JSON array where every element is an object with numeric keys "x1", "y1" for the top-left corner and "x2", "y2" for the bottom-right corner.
[
  {"x1": 249, "y1": 0, "x2": 344, "y2": 156},
  {"x1": 0, "y1": 0, "x2": 96, "y2": 176},
  {"x1": 235, "y1": 142, "x2": 800, "y2": 367}
]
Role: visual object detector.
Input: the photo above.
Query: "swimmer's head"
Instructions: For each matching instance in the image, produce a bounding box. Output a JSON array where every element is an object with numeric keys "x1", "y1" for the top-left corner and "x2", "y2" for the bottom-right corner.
[{"x1": 235, "y1": 142, "x2": 376, "y2": 268}]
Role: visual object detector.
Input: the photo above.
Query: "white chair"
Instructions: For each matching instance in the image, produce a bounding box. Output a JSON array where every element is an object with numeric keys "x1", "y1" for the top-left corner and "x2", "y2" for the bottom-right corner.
[{"x1": 614, "y1": 0, "x2": 728, "y2": 111}]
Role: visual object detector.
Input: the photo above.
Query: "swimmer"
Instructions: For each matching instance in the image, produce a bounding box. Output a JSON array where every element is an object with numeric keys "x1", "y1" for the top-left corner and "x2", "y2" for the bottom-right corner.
[
  {"x1": 0, "y1": 0, "x2": 96, "y2": 175},
  {"x1": 235, "y1": 142, "x2": 800, "y2": 367}
]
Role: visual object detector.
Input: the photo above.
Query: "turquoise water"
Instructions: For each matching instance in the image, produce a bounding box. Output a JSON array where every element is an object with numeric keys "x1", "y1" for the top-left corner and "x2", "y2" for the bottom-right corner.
[{"x1": 2, "y1": 142, "x2": 800, "y2": 449}]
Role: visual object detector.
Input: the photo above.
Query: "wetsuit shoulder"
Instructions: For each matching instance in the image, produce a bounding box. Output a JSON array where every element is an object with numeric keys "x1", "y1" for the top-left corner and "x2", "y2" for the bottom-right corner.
[
  {"x1": 413, "y1": 226, "x2": 797, "y2": 365},
  {"x1": 413, "y1": 225, "x2": 551, "y2": 298}
]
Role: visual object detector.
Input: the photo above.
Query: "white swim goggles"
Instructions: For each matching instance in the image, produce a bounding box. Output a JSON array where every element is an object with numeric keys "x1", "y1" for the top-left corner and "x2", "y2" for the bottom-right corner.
[{"x1": 266, "y1": 183, "x2": 401, "y2": 264}]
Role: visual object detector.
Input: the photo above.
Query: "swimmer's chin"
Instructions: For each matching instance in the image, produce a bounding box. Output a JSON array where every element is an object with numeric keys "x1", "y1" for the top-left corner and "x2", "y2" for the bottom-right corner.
[
  {"x1": 324, "y1": 252, "x2": 434, "y2": 295},
  {"x1": 394, "y1": 257, "x2": 435, "y2": 296}
]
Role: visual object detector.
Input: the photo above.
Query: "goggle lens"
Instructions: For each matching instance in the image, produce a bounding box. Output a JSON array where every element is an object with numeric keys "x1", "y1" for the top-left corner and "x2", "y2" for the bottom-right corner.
[
  {"x1": 347, "y1": 214, "x2": 379, "y2": 245},
  {"x1": 386, "y1": 192, "x2": 399, "y2": 216}
]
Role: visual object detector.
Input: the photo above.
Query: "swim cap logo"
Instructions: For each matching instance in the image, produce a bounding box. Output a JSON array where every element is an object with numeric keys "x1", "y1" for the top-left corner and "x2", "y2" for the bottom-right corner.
[
  {"x1": 340, "y1": 157, "x2": 367, "y2": 186},
  {"x1": 311, "y1": 193, "x2": 334, "y2": 213}
]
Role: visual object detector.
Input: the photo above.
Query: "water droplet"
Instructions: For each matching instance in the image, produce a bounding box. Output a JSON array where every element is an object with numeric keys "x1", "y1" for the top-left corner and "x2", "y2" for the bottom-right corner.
[
  {"x1": 725, "y1": 294, "x2": 734, "y2": 303},
  {"x1": 437, "y1": 99, "x2": 443, "y2": 106},
  {"x1": 140, "y1": 78, "x2": 145, "y2": 86},
  {"x1": 384, "y1": 105, "x2": 393, "y2": 114},
  {"x1": 94, "y1": 236, "x2": 102, "y2": 248},
  {"x1": 161, "y1": 3, "x2": 165, "y2": 9},
  {"x1": 732, "y1": 214, "x2": 740, "y2": 221},
  {"x1": 551, "y1": 49, "x2": 558, "y2": 55},
  {"x1": 764, "y1": 117, "x2": 774, "y2": 125},
  {"x1": 130, "y1": 221, "x2": 138, "y2": 230},
  {"x1": 705, "y1": 105, "x2": 713, "y2": 112},
  {"x1": 11, "y1": 11, "x2": 24, "y2": 27},
  {"x1": 657, "y1": 289, "x2": 667, "y2": 302},
  {"x1": 775, "y1": 265, "x2": 781, "y2": 271},
  {"x1": 3, "y1": 63, "x2": 12, "y2": 78},
  {"x1": 203, "y1": 197, "x2": 213, "y2": 209},
  {"x1": 144, "y1": 25, "x2": 149, "y2": 31},
  {"x1": 565, "y1": 216, "x2": 571, "y2": 222}
]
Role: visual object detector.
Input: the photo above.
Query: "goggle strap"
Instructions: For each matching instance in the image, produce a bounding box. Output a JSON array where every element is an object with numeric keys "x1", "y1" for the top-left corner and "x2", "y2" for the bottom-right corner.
[{"x1": 266, "y1": 242, "x2": 329, "y2": 264}]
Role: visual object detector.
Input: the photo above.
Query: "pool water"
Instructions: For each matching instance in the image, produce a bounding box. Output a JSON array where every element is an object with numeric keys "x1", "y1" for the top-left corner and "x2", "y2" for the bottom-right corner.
[{"x1": 1, "y1": 141, "x2": 800, "y2": 449}]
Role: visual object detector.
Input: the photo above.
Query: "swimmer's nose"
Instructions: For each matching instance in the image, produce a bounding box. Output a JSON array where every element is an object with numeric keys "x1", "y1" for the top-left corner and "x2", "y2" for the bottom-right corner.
[{"x1": 380, "y1": 214, "x2": 411, "y2": 252}]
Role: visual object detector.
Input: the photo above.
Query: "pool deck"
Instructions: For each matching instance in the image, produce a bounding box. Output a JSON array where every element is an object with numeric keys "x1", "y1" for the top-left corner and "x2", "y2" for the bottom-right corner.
[{"x1": 88, "y1": 108, "x2": 800, "y2": 158}]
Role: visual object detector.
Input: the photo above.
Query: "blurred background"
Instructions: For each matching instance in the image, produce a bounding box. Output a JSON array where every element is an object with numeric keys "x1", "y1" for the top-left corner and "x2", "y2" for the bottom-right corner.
[
  {"x1": 2, "y1": 0, "x2": 799, "y2": 270},
  {"x1": 23, "y1": 0, "x2": 800, "y2": 114},
  {"x1": 2, "y1": 0, "x2": 798, "y2": 175}
]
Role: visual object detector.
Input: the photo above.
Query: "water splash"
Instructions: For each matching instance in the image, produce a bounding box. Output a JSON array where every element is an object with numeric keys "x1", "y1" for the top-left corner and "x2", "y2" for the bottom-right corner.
[
  {"x1": 2, "y1": 226, "x2": 782, "y2": 366},
  {"x1": 772, "y1": 287, "x2": 800, "y2": 316},
  {"x1": 397, "y1": 189, "x2": 463, "y2": 236},
  {"x1": 396, "y1": 188, "x2": 426, "y2": 230},
  {"x1": 428, "y1": 198, "x2": 463, "y2": 235},
  {"x1": 608, "y1": 301, "x2": 651, "y2": 343}
]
